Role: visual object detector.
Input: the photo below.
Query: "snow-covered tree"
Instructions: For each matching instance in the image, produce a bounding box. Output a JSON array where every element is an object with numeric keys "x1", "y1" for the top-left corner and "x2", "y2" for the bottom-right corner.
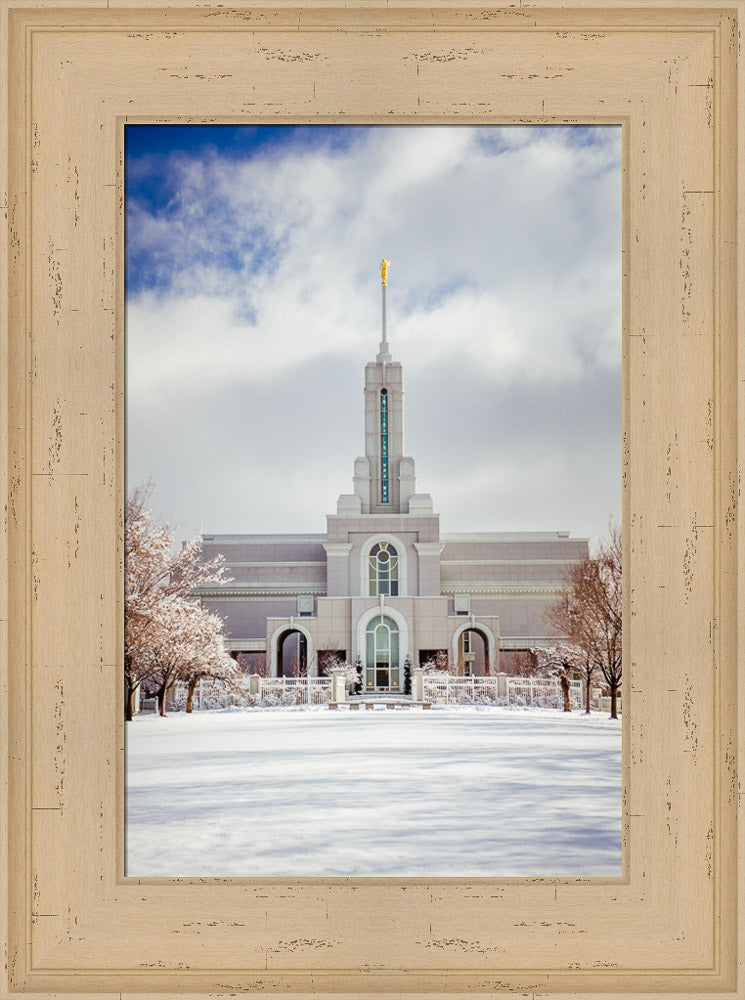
[
  {"x1": 146, "y1": 598, "x2": 236, "y2": 716},
  {"x1": 545, "y1": 520, "x2": 622, "y2": 718},
  {"x1": 124, "y1": 482, "x2": 229, "y2": 720},
  {"x1": 321, "y1": 655, "x2": 359, "y2": 692},
  {"x1": 422, "y1": 650, "x2": 449, "y2": 674},
  {"x1": 537, "y1": 643, "x2": 596, "y2": 715},
  {"x1": 530, "y1": 644, "x2": 589, "y2": 713},
  {"x1": 177, "y1": 608, "x2": 240, "y2": 713}
]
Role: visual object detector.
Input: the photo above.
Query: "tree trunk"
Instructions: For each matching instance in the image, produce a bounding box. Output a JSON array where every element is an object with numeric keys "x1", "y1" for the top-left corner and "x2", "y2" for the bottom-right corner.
[
  {"x1": 157, "y1": 682, "x2": 167, "y2": 717},
  {"x1": 125, "y1": 682, "x2": 135, "y2": 722},
  {"x1": 186, "y1": 678, "x2": 198, "y2": 713},
  {"x1": 610, "y1": 684, "x2": 619, "y2": 720},
  {"x1": 560, "y1": 674, "x2": 571, "y2": 712},
  {"x1": 584, "y1": 671, "x2": 592, "y2": 715}
]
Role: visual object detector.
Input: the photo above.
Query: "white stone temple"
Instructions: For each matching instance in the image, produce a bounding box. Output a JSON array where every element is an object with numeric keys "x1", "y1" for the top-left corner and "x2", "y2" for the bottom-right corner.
[{"x1": 196, "y1": 264, "x2": 588, "y2": 692}]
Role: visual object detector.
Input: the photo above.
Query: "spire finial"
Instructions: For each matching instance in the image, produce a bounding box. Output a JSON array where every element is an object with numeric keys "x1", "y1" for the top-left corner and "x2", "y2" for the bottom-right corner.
[{"x1": 377, "y1": 259, "x2": 392, "y2": 363}]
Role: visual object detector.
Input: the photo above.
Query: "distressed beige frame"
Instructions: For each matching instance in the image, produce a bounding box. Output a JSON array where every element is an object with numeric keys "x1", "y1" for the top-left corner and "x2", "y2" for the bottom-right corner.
[{"x1": 1, "y1": 2, "x2": 743, "y2": 998}]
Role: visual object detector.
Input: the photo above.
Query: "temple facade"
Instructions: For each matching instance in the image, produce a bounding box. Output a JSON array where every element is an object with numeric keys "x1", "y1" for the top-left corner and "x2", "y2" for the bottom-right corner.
[{"x1": 196, "y1": 268, "x2": 588, "y2": 692}]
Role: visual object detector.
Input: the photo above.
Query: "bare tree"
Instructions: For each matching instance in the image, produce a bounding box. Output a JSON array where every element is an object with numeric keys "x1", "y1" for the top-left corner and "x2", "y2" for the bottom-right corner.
[
  {"x1": 545, "y1": 521, "x2": 622, "y2": 718},
  {"x1": 569, "y1": 646, "x2": 596, "y2": 716},
  {"x1": 510, "y1": 650, "x2": 539, "y2": 678}
]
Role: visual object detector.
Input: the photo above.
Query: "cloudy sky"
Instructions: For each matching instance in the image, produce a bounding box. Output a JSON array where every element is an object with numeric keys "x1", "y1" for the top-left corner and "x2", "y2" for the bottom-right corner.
[{"x1": 125, "y1": 124, "x2": 621, "y2": 546}]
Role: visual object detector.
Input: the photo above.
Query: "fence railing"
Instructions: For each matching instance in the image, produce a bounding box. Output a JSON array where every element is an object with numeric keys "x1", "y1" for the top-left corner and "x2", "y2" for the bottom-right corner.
[
  {"x1": 422, "y1": 673, "x2": 583, "y2": 709},
  {"x1": 163, "y1": 674, "x2": 583, "y2": 712},
  {"x1": 504, "y1": 676, "x2": 583, "y2": 710},
  {"x1": 257, "y1": 676, "x2": 333, "y2": 706},
  {"x1": 167, "y1": 675, "x2": 333, "y2": 711},
  {"x1": 423, "y1": 674, "x2": 499, "y2": 705}
]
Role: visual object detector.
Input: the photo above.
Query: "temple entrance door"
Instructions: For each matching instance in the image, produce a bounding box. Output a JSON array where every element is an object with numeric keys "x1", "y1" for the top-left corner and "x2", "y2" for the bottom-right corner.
[
  {"x1": 458, "y1": 628, "x2": 488, "y2": 676},
  {"x1": 365, "y1": 615, "x2": 401, "y2": 693},
  {"x1": 277, "y1": 629, "x2": 307, "y2": 677}
]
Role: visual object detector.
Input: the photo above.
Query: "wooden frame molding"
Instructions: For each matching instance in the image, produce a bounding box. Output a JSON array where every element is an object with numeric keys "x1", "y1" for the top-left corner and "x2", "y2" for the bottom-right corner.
[{"x1": 1, "y1": 2, "x2": 743, "y2": 997}]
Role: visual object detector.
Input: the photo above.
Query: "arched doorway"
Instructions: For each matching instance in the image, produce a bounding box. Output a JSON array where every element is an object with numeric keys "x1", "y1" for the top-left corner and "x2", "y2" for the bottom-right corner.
[
  {"x1": 364, "y1": 614, "x2": 400, "y2": 693},
  {"x1": 451, "y1": 622, "x2": 496, "y2": 676},
  {"x1": 277, "y1": 629, "x2": 308, "y2": 677},
  {"x1": 457, "y1": 628, "x2": 488, "y2": 676}
]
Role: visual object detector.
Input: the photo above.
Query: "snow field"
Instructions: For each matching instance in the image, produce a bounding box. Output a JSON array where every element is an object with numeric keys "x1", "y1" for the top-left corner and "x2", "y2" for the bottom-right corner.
[{"x1": 125, "y1": 706, "x2": 622, "y2": 877}]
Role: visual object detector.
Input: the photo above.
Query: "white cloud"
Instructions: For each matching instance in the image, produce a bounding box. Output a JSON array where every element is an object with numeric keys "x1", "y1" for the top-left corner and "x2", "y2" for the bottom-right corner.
[{"x1": 126, "y1": 125, "x2": 621, "y2": 542}]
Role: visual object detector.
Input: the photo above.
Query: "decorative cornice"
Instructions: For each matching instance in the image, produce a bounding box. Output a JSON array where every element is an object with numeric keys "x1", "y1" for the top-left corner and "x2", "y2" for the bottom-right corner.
[
  {"x1": 225, "y1": 638, "x2": 266, "y2": 651},
  {"x1": 327, "y1": 513, "x2": 439, "y2": 521},
  {"x1": 414, "y1": 542, "x2": 445, "y2": 556},
  {"x1": 441, "y1": 531, "x2": 584, "y2": 542},
  {"x1": 323, "y1": 543, "x2": 354, "y2": 556},
  {"x1": 219, "y1": 561, "x2": 327, "y2": 568},
  {"x1": 197, "y1": 582, "x2": 564, "y2": 600},
  {"x1": 441, "y1": 558, "x2": 580, "y2": 566},
  {"x1": 202, "y1": 533, "x2": 326, "y2": 544},
  {"x1": 195, "y1": 585, "x2": 327, "y2": 598},
  {"x1": 440, "y1": 583, "x2": 565, "y2": 598}
]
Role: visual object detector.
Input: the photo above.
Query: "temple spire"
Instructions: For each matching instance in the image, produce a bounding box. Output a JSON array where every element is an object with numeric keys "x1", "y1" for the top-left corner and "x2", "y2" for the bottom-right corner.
[{"x1": 377, "y1": 258, "x2": 392, "y2": 363}]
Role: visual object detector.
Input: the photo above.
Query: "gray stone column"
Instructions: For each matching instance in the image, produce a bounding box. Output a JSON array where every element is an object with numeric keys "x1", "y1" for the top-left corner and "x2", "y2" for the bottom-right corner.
[
  {"x1": 412, "y1": 667, "x2": 425, "y2": 702},
  {"x1": 331, "y1": 668, "x2": 347, "y2": 704}
]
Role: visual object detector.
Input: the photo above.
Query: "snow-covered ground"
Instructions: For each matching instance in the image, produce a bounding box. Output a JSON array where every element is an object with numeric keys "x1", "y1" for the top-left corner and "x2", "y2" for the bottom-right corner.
[{"x1": 125, "y1": 706, "x2": 622, "y2": 877}]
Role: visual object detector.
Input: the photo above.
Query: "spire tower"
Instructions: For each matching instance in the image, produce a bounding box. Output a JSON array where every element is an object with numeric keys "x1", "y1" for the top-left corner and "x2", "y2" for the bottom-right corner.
[
  {"x1": 335, "y1": 261, "x2": 433, "y2": 517},
  {"x1": 377, "y1": 258, "x2": 392, "y2": 363}
]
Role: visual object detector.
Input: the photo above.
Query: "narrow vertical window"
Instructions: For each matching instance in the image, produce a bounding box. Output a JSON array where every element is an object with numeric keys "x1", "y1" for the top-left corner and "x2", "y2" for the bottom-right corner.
[{"x1": 380, "y1": 388, "x2": 389, "y2": 503}]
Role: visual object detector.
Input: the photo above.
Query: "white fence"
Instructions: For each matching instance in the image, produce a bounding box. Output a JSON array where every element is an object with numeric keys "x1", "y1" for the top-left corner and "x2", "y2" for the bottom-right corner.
[
  {"x1": 422, "y1": 673, "x2": 583, "y2": 709},
  {"x1": 256, "y1": 676, "x2": 333, "y2": 707},
  {"x1": 164, "y1": 673, "x2": 582, "y2": 712},
  {"x1": 505, "y1": 676, "x2": 583, "y2": 710},
  {"x1": 167, "y1": 677, "x2": 248, "y2": 711},
  {"x1": 167, "y1": 675, "x2": 333, "y2": 711}
]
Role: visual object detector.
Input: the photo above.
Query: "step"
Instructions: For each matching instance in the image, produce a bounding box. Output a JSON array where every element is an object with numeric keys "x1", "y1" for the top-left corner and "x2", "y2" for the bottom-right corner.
[{"x1": 329, "y1": 699, "x2": 431, "y2": 710}]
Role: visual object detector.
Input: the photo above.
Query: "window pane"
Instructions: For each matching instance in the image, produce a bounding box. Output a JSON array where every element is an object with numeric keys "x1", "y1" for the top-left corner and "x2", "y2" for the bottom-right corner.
[{"x1": 375, "y1": 624, "x2": 389, "y2": 653}]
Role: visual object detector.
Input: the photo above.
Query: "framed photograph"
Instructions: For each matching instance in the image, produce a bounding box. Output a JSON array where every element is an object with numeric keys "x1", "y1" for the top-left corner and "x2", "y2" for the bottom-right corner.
[
  {"x1": 123, "y1": 120, "x2": 623, "y2": 881},
  {"x1": 1, "y1": 2, "x2": 742, "y2": 997}
]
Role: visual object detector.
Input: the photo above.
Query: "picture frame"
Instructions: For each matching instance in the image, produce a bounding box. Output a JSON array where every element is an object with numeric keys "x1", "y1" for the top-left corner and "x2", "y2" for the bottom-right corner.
[{"x1": 1, "y1": 2, "x2": 742, "y2": 997}]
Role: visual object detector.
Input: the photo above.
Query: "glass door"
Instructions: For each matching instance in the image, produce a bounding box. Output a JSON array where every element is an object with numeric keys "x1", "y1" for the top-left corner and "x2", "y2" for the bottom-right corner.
[{"x1": 365, "y1": 615, "x2": 400, "y2": 692}]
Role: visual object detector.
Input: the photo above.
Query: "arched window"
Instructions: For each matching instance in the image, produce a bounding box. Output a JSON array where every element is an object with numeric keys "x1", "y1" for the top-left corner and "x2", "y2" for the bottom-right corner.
[
  {"x1": 368, "y1": 541, "x2": 399, "y2": 596},
  {"x1": 365, "y1": 614, "x2": 400, "y2": 691}
]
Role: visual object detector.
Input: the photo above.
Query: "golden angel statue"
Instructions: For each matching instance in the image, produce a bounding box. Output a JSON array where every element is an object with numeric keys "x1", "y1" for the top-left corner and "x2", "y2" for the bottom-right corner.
[{"x1": 380, "y1": 259, "x2": 392, "y2": 286}]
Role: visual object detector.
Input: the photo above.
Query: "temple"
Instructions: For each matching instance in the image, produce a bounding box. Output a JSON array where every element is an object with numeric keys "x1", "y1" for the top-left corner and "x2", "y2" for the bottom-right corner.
[{"x1": 196, "y1": 265, "x2": 588, "y2": 692}]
